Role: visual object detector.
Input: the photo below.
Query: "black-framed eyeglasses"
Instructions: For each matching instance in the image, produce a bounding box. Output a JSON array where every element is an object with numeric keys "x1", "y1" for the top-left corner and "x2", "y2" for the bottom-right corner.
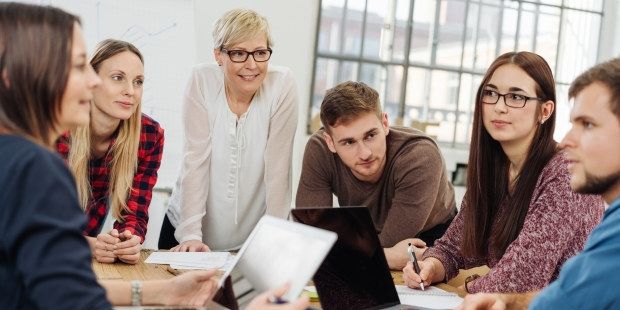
[
  {"x1": 220, "y1": 48, "x2": 273, "y2": 63},
  {"x1": 481, "y1": 89, "x2": 543, "y2": 108}
]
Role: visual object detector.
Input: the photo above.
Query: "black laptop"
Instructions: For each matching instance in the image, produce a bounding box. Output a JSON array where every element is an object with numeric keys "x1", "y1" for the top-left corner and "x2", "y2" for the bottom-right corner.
[{"x1": 291, "y1": 206, "x2": 435, "y2": 310}]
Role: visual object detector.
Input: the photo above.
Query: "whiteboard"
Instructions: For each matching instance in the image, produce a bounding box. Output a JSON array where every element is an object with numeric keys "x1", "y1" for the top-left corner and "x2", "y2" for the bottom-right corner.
[{"x1": 11, "y1": 0, "x2": 198, "y2": 189}]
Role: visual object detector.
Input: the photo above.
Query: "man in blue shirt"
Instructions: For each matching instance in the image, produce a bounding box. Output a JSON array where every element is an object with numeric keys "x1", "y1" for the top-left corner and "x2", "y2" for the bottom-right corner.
[{"x1": 458, "y1": 57, "x2": 620, "y2": 309}]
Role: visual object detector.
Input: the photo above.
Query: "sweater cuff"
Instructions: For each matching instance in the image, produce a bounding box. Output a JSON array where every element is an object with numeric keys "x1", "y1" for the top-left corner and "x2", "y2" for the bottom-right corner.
[
  {"x1": 114, "y1": 225, "x2": 144, "y2": 244},
  {"x1": 178, "y1": 234, "x2": 203, "y2": 244}
]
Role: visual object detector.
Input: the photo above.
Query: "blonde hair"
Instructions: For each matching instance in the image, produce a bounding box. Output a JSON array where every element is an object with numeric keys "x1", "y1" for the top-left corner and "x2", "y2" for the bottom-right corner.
[
  {"x1": 68, "y1": 39, "x2": 143, "y2": 221},
  {"x1": 212, "y1": 8, "x2": 273, "y2": 50}
]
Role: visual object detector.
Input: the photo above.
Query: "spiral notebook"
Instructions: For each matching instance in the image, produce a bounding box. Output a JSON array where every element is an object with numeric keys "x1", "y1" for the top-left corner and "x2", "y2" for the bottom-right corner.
[{"x1": 396, "y1": 285, "x2": 463, "y2": 309}]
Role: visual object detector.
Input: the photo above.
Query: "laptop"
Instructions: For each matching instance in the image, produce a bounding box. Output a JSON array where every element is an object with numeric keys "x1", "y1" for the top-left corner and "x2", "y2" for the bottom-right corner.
[
  {"x1": 291, "y1": 207, "x2": 445, "y2": 310},
  {"x1": 218, "y1": 215, "x2": 338, "y2": 303}
]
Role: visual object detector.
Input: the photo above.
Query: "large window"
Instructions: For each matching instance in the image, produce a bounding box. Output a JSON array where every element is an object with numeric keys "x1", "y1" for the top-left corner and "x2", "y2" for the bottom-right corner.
[{"x1": 309, "y1": 0, "x2": 604, "y2": 147}]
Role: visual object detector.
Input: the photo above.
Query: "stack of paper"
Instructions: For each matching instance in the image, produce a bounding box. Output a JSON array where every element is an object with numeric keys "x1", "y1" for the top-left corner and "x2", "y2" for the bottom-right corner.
[
  {"x1": 396, "y1": 285, "x2": 463, "y2": 309},
  {"x1": 145, "y1": 251, "x2": 233, "y2": 270}
]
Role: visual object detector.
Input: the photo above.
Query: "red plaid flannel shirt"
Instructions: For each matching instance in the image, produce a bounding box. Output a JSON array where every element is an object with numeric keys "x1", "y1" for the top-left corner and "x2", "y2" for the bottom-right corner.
[{"x1": 56, "y1": 114, "x2": 164, "y2": 242}]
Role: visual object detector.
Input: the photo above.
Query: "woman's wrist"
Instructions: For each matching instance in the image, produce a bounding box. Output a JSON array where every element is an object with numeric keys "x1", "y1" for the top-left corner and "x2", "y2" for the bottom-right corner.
[
  {"x1": 131, "y1": 280, "x2": 142, "y2": 306},
  {"x1": 140, "y1": 279, "x2": 167, "y2": 305},
  {"x1": 426, "y1": 257, "x2": 446, "y2": 283}
]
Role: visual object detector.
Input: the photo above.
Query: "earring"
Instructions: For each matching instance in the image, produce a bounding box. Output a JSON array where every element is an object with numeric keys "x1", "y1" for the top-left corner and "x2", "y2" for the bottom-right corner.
[{"x1": 540, "y1": 119, "x2": 545, "y2": 124}]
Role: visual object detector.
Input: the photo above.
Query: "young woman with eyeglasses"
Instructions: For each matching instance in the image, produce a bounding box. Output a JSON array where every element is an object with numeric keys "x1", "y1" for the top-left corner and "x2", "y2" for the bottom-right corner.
[
  {"x1": 403, "y1": 52, "x2": 604, "y2": 294},
  {"x1": 160, "y1": 9, "x2": 298, "y2": 252}
]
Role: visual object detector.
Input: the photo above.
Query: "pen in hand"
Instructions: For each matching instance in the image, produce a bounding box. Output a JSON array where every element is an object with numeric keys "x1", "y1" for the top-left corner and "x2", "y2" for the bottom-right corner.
[
  {"x1": 407, "y1": 242, "x2": 425, "y2": 291},
  {"x1": 268, "y1": 296, "x2": 287, "y2": 304}
]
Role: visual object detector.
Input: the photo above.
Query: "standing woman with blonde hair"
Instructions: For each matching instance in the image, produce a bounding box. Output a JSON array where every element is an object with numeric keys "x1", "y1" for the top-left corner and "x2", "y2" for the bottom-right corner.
[
  {"x1": 162, "y1": 8, "x2": 298, "y2": 251},
  {"x1": 57, "y1": 39, "x2": 164, "y2": 264}
]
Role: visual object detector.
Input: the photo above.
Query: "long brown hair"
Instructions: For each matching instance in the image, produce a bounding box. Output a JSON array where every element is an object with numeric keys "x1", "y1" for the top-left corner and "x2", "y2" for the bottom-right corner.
[
  {"x1": 68, "y1": 39, "x2": 143, "y2": 221},
  {"x1": 462, "y1": 52, "x2": 557, "y2": 257},
  {"x1": 0, "y1": 2, "x2": 79, "y2": 147}
]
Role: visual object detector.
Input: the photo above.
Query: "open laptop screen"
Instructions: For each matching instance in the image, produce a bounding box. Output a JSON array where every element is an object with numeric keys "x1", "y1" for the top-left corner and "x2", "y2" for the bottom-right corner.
[
  {"x1": 291, "y1": 207, "x2": 400, "y2": 310},
  {"x1": 218, "y1": 215, "x2": 337, "y2": 303}
]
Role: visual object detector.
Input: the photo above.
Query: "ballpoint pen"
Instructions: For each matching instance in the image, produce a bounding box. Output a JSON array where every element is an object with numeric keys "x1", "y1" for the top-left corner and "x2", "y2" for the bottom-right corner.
[
  {"x1": 268, "y1": 296, "x2": 317, "y2": 310},
  {"x1": 407, "y1": 242, "x2": 425, "y2": 291}
]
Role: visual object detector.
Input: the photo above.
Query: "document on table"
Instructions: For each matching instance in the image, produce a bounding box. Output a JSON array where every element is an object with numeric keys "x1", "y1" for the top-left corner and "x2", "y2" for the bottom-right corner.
[
  {"x1": 396, "y1": 285, "x2": 463, "y2": 309},
  {"x1": 170, "y1": 256, "x2": 237, "y2": 271},
  {"x1": 145, "y1": 251, "x2": 232, "y2": 270}
]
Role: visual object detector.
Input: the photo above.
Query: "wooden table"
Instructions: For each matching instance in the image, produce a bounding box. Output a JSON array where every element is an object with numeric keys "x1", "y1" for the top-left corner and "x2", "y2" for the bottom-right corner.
[
  {"x1": 93, "y1": 250, "x2": 489, "y2": 307},
  {"x1": 92, "y1": 251, "x2": 175, "y2": 281}
]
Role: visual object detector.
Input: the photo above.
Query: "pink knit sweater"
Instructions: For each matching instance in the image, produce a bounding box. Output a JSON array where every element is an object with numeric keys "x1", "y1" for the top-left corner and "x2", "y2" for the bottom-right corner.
[{"x1": 422, "y1": 151, "x2": 604, "y2": 293}]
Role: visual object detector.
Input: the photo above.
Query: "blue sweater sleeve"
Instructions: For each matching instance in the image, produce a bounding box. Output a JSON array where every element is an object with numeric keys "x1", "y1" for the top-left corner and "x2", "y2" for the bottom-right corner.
[{"x1": 0, "y1": 140, "x2": 111, "y2": 309}]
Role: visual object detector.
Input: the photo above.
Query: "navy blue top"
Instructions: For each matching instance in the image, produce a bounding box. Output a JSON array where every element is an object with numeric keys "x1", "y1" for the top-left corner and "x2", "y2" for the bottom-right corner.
[
  {"x1": 0, "y1": 135, "x2": 111, "y2": 309},
  {"x1": 530, "y1": 197, "x2": 620, "y2": 309}
]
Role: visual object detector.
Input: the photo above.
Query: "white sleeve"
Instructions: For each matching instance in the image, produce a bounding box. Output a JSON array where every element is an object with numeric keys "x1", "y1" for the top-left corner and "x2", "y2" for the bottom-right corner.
[
  {"x1": 263, "y1": 69, "x2": 298, "y2": 219},
  {"x1": 174, "y1": 68, "x2": 212, "y2": 243}
]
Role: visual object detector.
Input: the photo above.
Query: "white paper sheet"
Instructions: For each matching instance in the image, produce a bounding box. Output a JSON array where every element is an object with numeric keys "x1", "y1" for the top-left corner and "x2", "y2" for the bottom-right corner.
[
  {"x1": 396, "y1": 285, "x2": 463, "y2": 309},
  {"x1": 170, "y1": 256, "x2": 237, "y2": 271},
  {"x1": 145, "y1": 251, "x2": 230, "y2": 269}
]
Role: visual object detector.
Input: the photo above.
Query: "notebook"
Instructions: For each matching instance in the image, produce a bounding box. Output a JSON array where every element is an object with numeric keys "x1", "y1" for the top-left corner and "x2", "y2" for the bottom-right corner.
[
  {"x1": 291, "y1": 206, "x2": 462, "y2": 310},
  {"x1": 396, "y1": 285, "x2": 463, "y2": 309}
]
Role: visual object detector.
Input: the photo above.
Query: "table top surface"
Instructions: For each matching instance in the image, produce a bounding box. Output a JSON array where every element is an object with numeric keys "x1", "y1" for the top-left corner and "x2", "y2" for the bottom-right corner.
[
  {"x1": 93, "y1": 251, "x2": 175, "y2": 281},
  {"x1": 93, "y1": 250, "x2": 489, "y2": 307},
  {"x1": 92, "y1": 250, "x2": 489, "y2": 309}
]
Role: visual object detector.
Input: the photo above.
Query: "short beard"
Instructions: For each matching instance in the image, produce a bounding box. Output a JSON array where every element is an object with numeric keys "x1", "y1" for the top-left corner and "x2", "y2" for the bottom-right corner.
[{"x1": 574, "y1": 170, "x2": 620, "y2": 195}]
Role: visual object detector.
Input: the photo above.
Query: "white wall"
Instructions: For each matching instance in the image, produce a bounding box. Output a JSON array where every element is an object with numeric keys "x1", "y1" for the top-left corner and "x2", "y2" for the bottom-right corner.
[{"x1": 599, "y1": 0, "x2": 620, "y2": 62}]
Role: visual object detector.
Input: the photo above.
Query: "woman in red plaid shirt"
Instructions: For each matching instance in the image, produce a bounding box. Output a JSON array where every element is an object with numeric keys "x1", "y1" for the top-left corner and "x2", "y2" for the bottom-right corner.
[{"x1": 57, "y1": 39, "x2": 164, "y2": 265}]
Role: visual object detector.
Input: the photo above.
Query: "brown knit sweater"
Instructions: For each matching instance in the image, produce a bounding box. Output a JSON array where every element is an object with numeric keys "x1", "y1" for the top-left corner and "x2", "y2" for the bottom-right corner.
[
  {"x1": 423, "y1": 151, "x2": 605, "y2": 293},
  {"x1": 296, "y1": 126, "x2": 456, "y2": 247}
]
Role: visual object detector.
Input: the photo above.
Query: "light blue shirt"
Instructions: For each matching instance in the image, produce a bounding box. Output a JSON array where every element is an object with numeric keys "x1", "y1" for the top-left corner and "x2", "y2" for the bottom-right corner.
[{"x1": 530, "y1": 197, "x2": 620, "y2": 309}]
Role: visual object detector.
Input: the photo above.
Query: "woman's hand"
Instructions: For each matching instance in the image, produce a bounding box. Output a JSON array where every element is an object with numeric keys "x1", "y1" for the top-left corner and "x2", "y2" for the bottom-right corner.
[
  {"x1": 246, "y1": 283, "x2": 311, "y2": 310},
  {"x1": 171, "y1": 240, "x2": 210, "y2": 252},
  {"x1": 155, "y1": 270, "x2": 219, "y2": 306},
  {"x1": 457, "y1": 293, "x2": 507, "y2": 310},
  {"x1": 91, "y1": 231, "x2": 121, "y2": 263},
  {"x1": 112, "y1": 230, "x2": 142, "y2": 264},
  {"x1": 403, "y1": 258, "x2": 438, "y2": 289}
]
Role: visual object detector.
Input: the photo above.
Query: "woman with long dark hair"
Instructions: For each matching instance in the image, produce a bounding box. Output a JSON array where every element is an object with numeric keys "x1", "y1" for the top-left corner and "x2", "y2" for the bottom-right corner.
[{"x1": 403, "y1": 52, "x2": 604, "y2": 293}]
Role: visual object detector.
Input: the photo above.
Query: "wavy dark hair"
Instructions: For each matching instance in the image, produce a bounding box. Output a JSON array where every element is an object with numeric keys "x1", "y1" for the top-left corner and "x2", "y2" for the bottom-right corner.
[
  {"x1": 0, "y1": 2, "x2": 80, "y2": 146},
  {"x1": 461, "y1": 52, "x2": 558, "y2": 258}
]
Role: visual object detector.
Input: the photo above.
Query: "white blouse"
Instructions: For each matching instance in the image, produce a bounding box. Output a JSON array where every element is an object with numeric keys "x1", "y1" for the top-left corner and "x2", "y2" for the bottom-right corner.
[{"x1": 167, "y1": 63, "x2": 298, "y2": 250}]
